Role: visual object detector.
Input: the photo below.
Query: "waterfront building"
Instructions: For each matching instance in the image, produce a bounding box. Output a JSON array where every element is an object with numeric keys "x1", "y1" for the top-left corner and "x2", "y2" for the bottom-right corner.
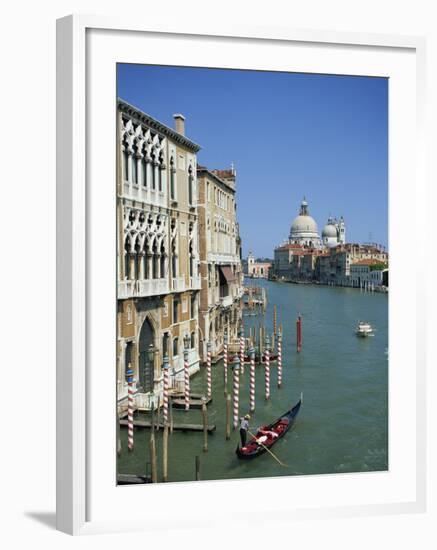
[
  {"x1": 350, "y1": 259, "x2": 388, "y2": 288},
  {"x1": 273, "y1": 243, "x2": 305, "y2": 279},
  {"x1": 197, "y1": 166, "x2": 243, "y2": 361},
  {"x1": 247, "y1": 252, "x2": 272, "y2": 279},
  {"x1": 117, "y1": 99, "x2": 202, "y2": 412}
]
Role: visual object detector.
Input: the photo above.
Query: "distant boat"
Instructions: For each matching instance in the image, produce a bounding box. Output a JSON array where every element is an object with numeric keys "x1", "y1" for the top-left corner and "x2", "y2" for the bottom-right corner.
[{"x1": 355, "y1": 321, "x2": 374, "y2": 337}]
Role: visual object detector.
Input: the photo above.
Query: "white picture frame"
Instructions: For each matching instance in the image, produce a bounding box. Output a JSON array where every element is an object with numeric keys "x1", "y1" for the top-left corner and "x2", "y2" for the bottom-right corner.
[{"x1": 56, "y1": 15, "x2": 427, "y2": 535}]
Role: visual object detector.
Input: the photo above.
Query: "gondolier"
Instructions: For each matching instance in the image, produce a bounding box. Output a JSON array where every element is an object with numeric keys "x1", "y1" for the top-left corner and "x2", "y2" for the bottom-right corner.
[{"x1": 239, "y1": 414, "x2": 250, "y2": 447}]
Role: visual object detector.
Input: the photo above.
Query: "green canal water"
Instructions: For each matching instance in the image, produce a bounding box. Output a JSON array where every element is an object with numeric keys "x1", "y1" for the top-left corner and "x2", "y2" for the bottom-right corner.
[{"x1": 118, "y1": 279, "x2": 388, "y2": 482}]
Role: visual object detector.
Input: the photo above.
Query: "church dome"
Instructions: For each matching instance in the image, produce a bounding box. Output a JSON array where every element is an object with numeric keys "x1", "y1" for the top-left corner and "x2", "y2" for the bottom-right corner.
[
  {"x1": 322, "y1": 223, "x2": 337, "y2": 238},
  {"x1": 288, "y1": 198, "x2": 321, "y2": 247},
  {"x1": 291, "y1": 215, "x2": 318, "y2": 235}
]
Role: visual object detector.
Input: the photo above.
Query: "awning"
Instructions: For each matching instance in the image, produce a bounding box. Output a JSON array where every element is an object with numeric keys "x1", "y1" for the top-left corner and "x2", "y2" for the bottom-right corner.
[{"x1": 219, "y1": 265, "x2": 237, "y2": 283}]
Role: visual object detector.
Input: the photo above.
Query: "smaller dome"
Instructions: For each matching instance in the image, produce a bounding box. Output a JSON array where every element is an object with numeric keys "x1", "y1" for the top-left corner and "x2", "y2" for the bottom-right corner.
[{"x1": 322, "y1": 223, "x2": 337, "y2": 238}]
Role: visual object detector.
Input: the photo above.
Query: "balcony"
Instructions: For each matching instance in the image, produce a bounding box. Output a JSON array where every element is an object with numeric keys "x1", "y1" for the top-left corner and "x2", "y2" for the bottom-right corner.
[
  {"x1": 172, "y1": 276, "x2": 185, "y2": 292},
  {"x1": 118, "y1": 278, "x2": 169, "y2": 299},
  {"x1": 189, "y1": 275, "x2": 202, "y2": 290},
  {"x1": 220, "y1": 295, "x2": 233, "y2": 308}
]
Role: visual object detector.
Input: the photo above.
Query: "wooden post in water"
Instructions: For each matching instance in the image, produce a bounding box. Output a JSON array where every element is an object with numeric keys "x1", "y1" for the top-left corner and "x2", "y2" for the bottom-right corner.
[
  {"x1": 226, "y1": 394, "x2": 231, "y2": 440},
  {"x1": 223, "y1": 332, "x2": 228, "y2": 397},
  {"x1": 232, "y1": 355, "x2": 240, "y2": 429},
  {"x1": 183, "y1": 338, "x2": 190, "y2": 411},
  {"x1": 264, "y1": 335, "x2": 270, "y2": 400},
  {"x1": 201, "y1": 397, "x2": 208, "y2": 452},
  {"x1": 249, "y1": 346, "x2": 256, "y2": 412},
  {"x1": 126, "y1": 363, "x2": 135, "y2": 451},
  {"x1": 117, "y1": 411, "x2": 122, "y2": 456},
  {"x1": 162, "y1": 354, "x2": 170, "y2": 426},
  {"x1": 296, "y1": 314, "x2": 302, "y2": 353},
  {"x1": 239, "y1": 328, "x2": 245, "y2": 374},
  {"x1": 273, "y1": 304, "x2": 277, "y2": 337},
  {"x1": 162, "y1": 424, "x2": 169, "y2": 482},
  {"x1": 169, "y1": 396, "x2": 174, "y2": 434},
  {"x1": 206, "y1": 341, "x2": 212, "y2": 400},
  {"x1": 195, "y1": 455, "x2": 201, "y2": 481},
  {"x1": 150, "y1": 430, "x2": 157, "y2": 483},
  {"x1": 277, "y1": 329, "x2": 283, "y2": 388}
]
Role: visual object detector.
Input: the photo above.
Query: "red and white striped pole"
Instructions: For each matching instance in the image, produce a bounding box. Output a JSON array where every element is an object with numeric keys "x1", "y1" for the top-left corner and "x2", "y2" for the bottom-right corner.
[
  {"x1": 126, "y1": 363, "x2": 135, "y2": 451},
  {"x1": 239, "y1": 328, "x2": 245, "y2": 374},
  {"x1": 183, "y1": 335, "x2": 190, "y2": 411},
  {"x1": 249, "y1": 346, "x2": 256, "y2": 412},
  {"x1": 232, "y1": 355, "x2": 240, "y2": 429},
  {"x1": 277, "y1": 330, "x2": 283, "y2": 388},
  {"x1": 206, "y1": 341, "x2": 212, "y2": 400},
  {"x1": 162, "y1": 354, "x2": 170, "y2": 426},
  {"x1": 223, "y1": 332, "x2": 228, "y2": 395},
  {"x1": 264, "y1": 335, "x2": 270, "y2": 400}
]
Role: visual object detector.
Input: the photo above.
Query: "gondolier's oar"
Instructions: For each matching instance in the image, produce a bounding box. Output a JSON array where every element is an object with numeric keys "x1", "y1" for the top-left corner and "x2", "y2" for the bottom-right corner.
[{"x1": 247, "y1": 429, "x2": 289, "y2": 468}]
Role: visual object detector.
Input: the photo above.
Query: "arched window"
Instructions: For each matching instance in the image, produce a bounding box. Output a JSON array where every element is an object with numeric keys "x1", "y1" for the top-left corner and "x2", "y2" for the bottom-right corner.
[
  {"x1": 131, "y1": 147, "x2": 138, "y2": 184},
  {"x1": 160, "y1": 241, "x2": 166, "y2": 278},
  {"x1": 190, "y1": 332, "x2": 195, "y2": 349},
  {"x1": 124, "y1": 238, "x2": 131, "y2": 279},
  {"x1": 152, "y1": 239, "x2": 158, "y2": 279},
  {"x1": 189, "y1": 240, "x2": 193, "y2": 277},
  {"x1": 173, "y1": 337, "x2": 179, "y2": 357},
  {"x1": 123, "y1": 149, "x2": 129, "y2": 181},
  {"x1": 151, "y1": 153, "x2": 156, "y2": 190},
  {"x1": 142, "y1": 157, "x2": 148, "y2": 187},
  {"x1": 170, "y1": 156, "x2": 175, "y2": 200},
  {"x1": 188, "y1": 165, "x2": 193, "y2": 205}
]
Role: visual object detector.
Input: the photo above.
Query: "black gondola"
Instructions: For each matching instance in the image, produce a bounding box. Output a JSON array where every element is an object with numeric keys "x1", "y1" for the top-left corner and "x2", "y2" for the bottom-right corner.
[{"x1": 236, "y1": 396, "x2": 302, "y2": 459}]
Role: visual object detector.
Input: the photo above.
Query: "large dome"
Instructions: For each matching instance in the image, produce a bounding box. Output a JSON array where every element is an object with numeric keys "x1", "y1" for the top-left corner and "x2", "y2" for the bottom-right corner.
[
  {"x1": 288, "y1": 198, "x2": 322, "y2": 248},
  {"x1": 290, "y1": 215, "x2": 319, "y2": 235}
]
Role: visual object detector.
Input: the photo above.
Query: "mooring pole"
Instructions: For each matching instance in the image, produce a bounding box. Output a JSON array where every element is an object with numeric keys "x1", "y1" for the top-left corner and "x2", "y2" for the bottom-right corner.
[
  {"x1": 273, "y1": 304, "x2": 277, "y2": 337},
  {"x1": 265, "y1": 335, "x2": 270, "y2": 400},
  {"x1": 116, "y1": 411, "x2": 122, "y2": 456},
  {"x1": 150, "y1": 429, "x2": 157, "y2": 483},
  {"x1": 249, "y1": 346, "x2": 256, "y2": 412},
  {"x1": 206, "y1": 341, "x2": 212, "y2": 400},
  {"x1": 233, "y1": 355, "x2": 240, "y2": 429},
  {"x1": 223, "y1": 332, "x2": 228, "y2": 397},
  {"x1": 239, "y1": 328, "x2": 245, "y2": 374},
  {"x1": 183, "y1": 336, "x2": 190, "y2": 411},
  {"x1": 226, "y1": 394, "x2": 231, "y2": 440},
  {"x1": 162, "y1": 424, "x2": 169, "y2": 482},
  {"x1": 195, "y1": 456, "x2": 201, "y2": 481},
  {"x1": 297, "y1": 314, "x2": 302, "y2": 353},
  {"x1": 126, "y1": 363, "x2": 135, "y2": 451},
  {"x1": 202, "y1": 397, "x2": 208, "y2": 452},
  {"x1": 277, "y1": 329, "x2": 283, "y2": 388},
  {"x1": 162, "y1": 354, "x2": 170, "y2": 426}
]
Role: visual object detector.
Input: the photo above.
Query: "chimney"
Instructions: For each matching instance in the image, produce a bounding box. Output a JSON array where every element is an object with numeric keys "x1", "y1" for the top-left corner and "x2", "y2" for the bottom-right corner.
[{"x1": 173, "y1": 113, "x2": 185, "y2": 136}]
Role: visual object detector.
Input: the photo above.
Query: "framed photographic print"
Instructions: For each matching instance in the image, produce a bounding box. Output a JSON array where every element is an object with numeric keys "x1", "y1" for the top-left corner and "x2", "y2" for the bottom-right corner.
[{"x1": 56, "y1": 15, "x2": 426, "y2": 535}]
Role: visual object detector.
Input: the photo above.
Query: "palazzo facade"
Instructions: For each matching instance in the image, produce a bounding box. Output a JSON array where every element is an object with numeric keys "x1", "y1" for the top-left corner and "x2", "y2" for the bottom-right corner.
[
  {"x1": 117, "y1": 100, "x2": 202, "y2": 412},
  {"x1": 197, "y1": 167, "x2": 244, "y2": 361}
]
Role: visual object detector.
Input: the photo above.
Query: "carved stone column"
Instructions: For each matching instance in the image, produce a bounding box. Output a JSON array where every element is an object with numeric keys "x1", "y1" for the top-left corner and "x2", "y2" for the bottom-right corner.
[
  {"x1": 129, "y1": 253, "x2": 136, "y2": 281},
  {"x1": 147, "y1": 253, "x2": 153, "y2": 279},
  {"x1": 138, "y1": 251, "x2": 145, "y2": 280}
]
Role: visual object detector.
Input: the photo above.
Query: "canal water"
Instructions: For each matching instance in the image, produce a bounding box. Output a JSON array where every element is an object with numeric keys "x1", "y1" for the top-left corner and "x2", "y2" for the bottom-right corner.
[{"x1": 118, "y1": 279, "x2": 388, "y2": 482}]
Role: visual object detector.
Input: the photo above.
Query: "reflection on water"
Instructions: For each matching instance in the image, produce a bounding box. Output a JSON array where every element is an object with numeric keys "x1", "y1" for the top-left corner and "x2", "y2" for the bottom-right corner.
[{"x1": 118, "y1": 279, "x2": 388, "y2": 482}]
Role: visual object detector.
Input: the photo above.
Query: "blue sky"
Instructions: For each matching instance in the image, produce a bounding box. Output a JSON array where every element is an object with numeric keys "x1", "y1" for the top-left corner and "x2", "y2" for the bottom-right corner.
[{"x1": 117, "y1": 64, "x2": 388, "y2": 258}]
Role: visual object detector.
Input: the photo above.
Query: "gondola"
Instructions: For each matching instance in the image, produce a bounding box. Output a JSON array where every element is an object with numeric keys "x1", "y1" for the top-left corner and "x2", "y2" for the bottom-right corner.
[{"x1": 236, "y1": 397, "x2": 302, "y2": 459}]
